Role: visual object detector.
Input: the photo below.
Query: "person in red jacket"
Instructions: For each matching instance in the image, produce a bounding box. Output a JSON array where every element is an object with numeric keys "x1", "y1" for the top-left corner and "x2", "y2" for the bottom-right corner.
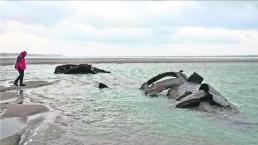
[{"x1": 14, "y1": 51, "x2": 27, "y2": 86}]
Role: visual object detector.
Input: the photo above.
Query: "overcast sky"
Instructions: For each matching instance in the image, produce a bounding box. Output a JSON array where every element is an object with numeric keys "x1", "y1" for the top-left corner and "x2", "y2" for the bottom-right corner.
[{"x1": 0, "y1": 1, "x2": 257, "y2": 56}]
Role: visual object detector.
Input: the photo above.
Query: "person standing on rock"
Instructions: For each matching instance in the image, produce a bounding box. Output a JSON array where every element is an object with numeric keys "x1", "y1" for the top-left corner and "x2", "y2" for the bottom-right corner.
[{"x1": 14, "y1": 51, "x2": 27, "y2": 86}]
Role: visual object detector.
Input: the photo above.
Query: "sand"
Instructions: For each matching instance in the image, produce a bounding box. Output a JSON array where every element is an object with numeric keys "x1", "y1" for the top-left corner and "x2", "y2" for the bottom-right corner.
[
  {"x1": 0, "y1": 81, "x2": 55, "y2": 117},
  {"x1": 0, "y1": 86, "x2": 51, "y2": 145},
  {"x1": 0, "y1": 80, "x2": 57, "y2": 92},
  {"x1": 0, "y1": 92, "x2": 17, "y2": 101},
  {"x1": 0, "y1": 134, "x2": 20, "y2": 145},
  {"x1": 1, "y1": 104, "x2": 48, "y2": 118},
  {"x1": 0, "y1": 57, "x2": 258, "y2": 65},
  {"x1": 0, "y1": 79, "x2": 56, "y2": 144}
]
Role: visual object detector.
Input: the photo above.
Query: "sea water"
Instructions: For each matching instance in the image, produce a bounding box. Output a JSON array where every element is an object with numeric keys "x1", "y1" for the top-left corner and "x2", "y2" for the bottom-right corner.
[{"x1": 1, "y1": 63, "x2": 258, "y2": 145}]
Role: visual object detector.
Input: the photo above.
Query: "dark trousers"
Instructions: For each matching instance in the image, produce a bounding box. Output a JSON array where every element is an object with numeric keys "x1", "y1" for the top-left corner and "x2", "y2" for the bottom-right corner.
[{"x1": 15, "y1": 69, "x2": 24, "y2": 84}]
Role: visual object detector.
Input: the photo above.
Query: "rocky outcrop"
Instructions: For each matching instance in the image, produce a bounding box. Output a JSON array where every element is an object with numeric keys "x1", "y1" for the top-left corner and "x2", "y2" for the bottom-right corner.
[
  {"x1": 98, "y1": 83, "x2": 109, "y2": 89},
  {"x1": 54, "y1": 64, "x2": 110, "y2": 74},
  {"x1": 141, "y1": 70, "x2": 238, "y2": 113}
]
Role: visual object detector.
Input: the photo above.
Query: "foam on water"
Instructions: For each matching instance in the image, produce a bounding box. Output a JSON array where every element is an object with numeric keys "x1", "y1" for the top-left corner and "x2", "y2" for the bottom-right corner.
[{"x1": 1, "y1": 63, "x2": 258, "y2": 145}]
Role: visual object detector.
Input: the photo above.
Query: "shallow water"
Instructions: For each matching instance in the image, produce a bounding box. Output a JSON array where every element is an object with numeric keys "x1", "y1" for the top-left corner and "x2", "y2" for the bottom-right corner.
[{"x1": 1, "y1": 63, "x2": 258, "y2": 145}]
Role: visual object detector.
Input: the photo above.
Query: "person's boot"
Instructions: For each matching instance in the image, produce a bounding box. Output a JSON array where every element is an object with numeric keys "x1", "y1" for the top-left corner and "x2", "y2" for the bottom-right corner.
[
  {"x1": 13, "y1": 82, "x2": 18, "y2": 86},
  {"x1": 20, "y1": 80, "x2": 26, "y2": 86},
  {"x1": 20, "y1": 83, "x2": 26, "y2": 86}
]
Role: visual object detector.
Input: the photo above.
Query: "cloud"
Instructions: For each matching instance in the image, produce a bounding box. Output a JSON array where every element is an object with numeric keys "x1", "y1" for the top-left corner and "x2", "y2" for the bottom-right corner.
[
  {"x1": 50, "y1": 21, "x2": 175, "y2": 45},
  {"x1": 1, "y1": 24, "x2": 257, "y2": 56},
  {"x1": 0, "y1": 1, "x2": 74, "y2": 25},
  {"x1": 180, "y1": 1, "x2": 258, "y2": 29},
  {"x1": 0, "y1": 31, "x2": 56, "y2": 54},
  {"x1": 0, "y1": 1, "x2": 257, "y2": 56},
  {"x1": 70, "y1": 1, "x2": 258, "y2": 29}
]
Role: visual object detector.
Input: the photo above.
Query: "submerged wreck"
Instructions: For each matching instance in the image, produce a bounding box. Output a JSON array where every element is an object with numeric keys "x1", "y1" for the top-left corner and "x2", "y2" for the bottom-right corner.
[
  {"x1": 54, "y1": 64, "x2": 110, "y2": 74},
  {"x1": 140, "y1": 70, "x2": 238, "y2": 113}
]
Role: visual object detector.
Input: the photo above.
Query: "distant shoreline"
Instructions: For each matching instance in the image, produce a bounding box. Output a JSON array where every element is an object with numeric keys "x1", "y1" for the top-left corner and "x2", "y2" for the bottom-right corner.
[{"x1": 1, "y1": 57, "x2": 258, "y2": 65}]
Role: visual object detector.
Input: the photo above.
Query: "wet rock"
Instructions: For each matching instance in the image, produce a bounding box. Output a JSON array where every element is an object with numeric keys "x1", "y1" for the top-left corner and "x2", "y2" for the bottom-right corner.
[
  {"x1": 141, "y1": 70, "x2": 238, "y2": 113},
  {"x1": 98, "y1": 83, "x2": 109, "y2": 89},
  {"x1": 92, "y1": 66, "x2": 110, "y2": 73},
  {"x1": 54, "y1": 64, "x2": 110, "y2": 74},
  {"x1": 54, "y1": 64, "x2": 77, "y2": 74},
  {"x1": 187, "y1": 72, "x2": 203, "y2": 84},
  {"x1": 176, "y1": 98, "x2": 201, "y2": 108},
  {"x1": 64, "y1": 64, "x2": 95, "y2": 74}
]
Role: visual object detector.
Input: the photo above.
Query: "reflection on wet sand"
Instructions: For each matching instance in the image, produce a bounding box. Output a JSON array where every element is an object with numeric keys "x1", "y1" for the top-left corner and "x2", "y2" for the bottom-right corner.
[{"x1": 16, "y1": 89, "x2": 24, "y2": 104}]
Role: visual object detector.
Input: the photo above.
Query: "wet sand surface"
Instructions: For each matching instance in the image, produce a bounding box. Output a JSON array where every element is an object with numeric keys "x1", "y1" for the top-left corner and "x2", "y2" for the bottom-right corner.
[
  {"x1": 0, "y1": 134, "x2": 21, "y2": 145},
  {"x1": 0, "y1": 92, "x2": 17, "y2": 100},
  {"x1": 1, "y1": 57, "x2": 258, "y2": 65},
  {"x1": 0, "y1": 80, "x2": 58, "y2": 92},
  {"x1": 0, "y1": 80, "x2": 56, "y2": 145},
  {"x1": 1, "y1": 104, "x2": 48, "y2": 118}
]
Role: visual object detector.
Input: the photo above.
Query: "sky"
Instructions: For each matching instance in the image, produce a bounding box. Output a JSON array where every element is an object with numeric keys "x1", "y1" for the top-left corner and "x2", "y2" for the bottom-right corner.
[{"x1": 0, "y1": 1, "x2": 258, "y2": 56}]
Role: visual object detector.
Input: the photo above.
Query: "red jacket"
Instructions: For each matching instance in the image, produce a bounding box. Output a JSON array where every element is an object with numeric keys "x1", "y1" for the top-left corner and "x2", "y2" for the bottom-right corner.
[{"x1": 15, "y1": 51, "x2": 27, "y2": 70}]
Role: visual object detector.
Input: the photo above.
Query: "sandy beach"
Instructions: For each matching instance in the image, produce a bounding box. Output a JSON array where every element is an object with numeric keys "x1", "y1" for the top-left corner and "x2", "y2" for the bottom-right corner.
[
  {"x1": 0, "y1": 92, "x2": 17, "y2": 101},
  {"x1": 1, "y1": 57, "x2": 258, "y2": 65},
  {"x1": 0, "y1": 81, "x2": 58, "y2": 92},
  {"x1": 0, "y1": 80, "x2": 56, "y2": 145},
  {"x1": 0, "y1": 80, "x2": 56, "y2": 118}
]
